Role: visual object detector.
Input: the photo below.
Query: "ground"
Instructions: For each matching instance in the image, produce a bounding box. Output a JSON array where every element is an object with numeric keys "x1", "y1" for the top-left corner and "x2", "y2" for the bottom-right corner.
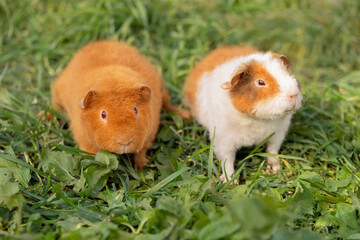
[{"x1": 0, "y1": 0, "x2": 360, "y2": 239}]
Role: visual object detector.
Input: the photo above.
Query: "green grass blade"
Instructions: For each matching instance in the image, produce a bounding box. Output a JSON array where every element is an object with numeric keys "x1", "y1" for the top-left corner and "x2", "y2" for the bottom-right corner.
[
  {"x1": 142, "y1": 166, "x2": 189, "y2": 198},
  {"x1": 208, "y1": 128, "x2": 216, "y2": 178}
]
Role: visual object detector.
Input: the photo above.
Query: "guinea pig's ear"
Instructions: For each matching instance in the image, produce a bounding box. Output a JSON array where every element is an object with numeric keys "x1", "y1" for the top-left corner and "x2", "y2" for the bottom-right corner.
[
  {"x1": 78, "y1": 90, "x2": 96, "y2": 109},
  {"x1": 221, "y1": 70, "x2": 245, "y2": 90},
  {"x1": 136, "y1": 85, "x2": 151, "y2": 102},
  {"x1": 279, "y1": 55, "x2": 290, "y2": 69},
  {"x1": 273, "y1": 53, "x2": 290, "y2": 69}
]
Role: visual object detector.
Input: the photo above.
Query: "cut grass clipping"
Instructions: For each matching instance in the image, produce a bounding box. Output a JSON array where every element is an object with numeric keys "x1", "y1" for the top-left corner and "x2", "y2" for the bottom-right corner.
[{"x1": 1, "y1": 0, "x2": 360, "y2": 239}]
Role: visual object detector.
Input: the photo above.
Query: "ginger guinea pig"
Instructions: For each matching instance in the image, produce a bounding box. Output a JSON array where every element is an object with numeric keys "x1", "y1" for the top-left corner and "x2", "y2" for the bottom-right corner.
[
  {"x1": 52, "y1": 41, "x2": 189, "y2": 170},
  {"x1": 184, "y1": 46, "x2": 303, "y2": 182}
]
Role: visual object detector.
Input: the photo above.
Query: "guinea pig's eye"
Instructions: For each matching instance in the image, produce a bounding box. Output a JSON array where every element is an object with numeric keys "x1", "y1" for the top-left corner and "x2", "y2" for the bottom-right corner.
[
  {"x1": 256, "y1": 79, "x2": 266, "y2": 87},
  {"x1": 133, "y1": 107, "x2": 138, "y2": 115},
  {"x1": 100, "y1": 110, "x2": 107, "y2": 121}
]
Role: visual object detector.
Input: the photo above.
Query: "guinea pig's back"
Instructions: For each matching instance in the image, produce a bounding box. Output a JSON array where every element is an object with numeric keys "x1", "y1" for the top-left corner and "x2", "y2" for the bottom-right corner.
[
  {"x1": 53, "y1": 41, "x2": 163, "y2": 118},
  {"x1": 83, "y1": 41, "x2": 163, "y2": 107},
  {"x1": 184, "y1": 46, "x2": 258, "y2": 115}
]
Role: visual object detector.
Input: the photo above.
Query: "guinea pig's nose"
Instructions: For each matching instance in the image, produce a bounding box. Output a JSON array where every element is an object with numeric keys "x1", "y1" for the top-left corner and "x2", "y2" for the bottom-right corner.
[
  {"x1": 288, "y1": 93, "x2": 298, "y2": 99},
  {"x1": 118, "y1": 141, "x2": 132, "y2": 146}
]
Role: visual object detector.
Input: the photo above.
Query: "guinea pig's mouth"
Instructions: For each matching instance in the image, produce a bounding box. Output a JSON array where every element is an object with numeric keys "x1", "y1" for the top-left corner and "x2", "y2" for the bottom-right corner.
[
  {"x1": 117, "y1": 141, "x2": 133, "y2": 154},
  {"x1": 284, "y1": 101, "x2": 300, "y2": 113},
  {"x1": 285, "y1": 108, "x2": 295, "y2": 113}
]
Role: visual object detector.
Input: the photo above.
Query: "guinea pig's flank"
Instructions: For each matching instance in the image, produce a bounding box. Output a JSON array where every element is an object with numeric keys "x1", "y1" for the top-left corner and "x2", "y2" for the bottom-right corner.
[
  {"x1": 52, "y1": 41, "x2": 188, "y2": 170},
  {"x1": 184, "y1": 46, "x2": 303, "y2": 183}
]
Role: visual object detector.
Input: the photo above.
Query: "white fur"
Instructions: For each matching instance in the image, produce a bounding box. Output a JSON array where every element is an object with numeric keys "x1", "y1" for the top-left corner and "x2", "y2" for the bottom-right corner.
[{"x1": 195, "y1": 53, "x2": 302, "y2": 182}]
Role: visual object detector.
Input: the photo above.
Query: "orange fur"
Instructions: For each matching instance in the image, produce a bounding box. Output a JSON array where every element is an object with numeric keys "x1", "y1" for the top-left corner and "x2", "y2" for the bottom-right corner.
[
  {"x1": 184, "y1": 46, "x2": 258, "y2": 115},
  {"x1": 52, "y1": 41, "x2": 184, "y2": 170}
]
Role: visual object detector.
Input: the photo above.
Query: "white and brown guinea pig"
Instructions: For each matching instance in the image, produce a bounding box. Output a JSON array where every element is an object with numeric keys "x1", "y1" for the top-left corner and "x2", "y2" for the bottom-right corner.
[
  {"x1": 184, "y1": 46, "x2": 303, "y2": 182},
  {"x1": 52, "y1": 41, "x2": 190, "y2": 170}
]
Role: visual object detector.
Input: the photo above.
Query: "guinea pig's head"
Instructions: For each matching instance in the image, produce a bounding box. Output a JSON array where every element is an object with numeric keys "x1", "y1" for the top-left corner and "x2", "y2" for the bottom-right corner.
[
  {"x1": 221, "y1": 54, "x2": 303, "y2": 119},
  {"x1": 78, "y1": 84, "x2": 152, "y2": 154}
]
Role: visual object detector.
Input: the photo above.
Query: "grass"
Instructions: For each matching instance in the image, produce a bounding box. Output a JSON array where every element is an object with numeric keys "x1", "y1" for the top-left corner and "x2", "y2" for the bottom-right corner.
[{"x1": 0, "y1": 0, "x2": 360, "y2": 239}]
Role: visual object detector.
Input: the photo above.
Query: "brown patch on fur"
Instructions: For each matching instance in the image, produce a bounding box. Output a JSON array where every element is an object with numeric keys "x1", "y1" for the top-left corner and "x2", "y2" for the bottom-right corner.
[
  {"x1": 184, "y1": 46, "x2": 258, "y2": 116},
  {"x1": 52, "y1": 41, "x2": 172, "y2": 169},
  {"x1": 271, "y1": 53, "x2": 290, "y2": 69},
  {"x1": 228, "y1": 62, "x2": 280, "y2": 115},
  {"x1": 296, "y1": 78, "x2": 301, "y2": 89}
]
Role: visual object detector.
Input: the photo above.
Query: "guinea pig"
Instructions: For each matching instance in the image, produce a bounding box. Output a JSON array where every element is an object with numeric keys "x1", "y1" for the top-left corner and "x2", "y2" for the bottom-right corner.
[
  {"x1": 184, "y1": 46, "x2": 303, "y2": 182},
  {"x1": 52, "y1": 41, "x2": 190, "y2": 170}
]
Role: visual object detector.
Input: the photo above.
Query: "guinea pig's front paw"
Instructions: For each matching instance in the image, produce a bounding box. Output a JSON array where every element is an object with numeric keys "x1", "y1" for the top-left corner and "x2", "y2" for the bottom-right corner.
[
  {"x1": 266, "y1": 156, "x2": 281, "y2": 175},
  {"x1": 178, "y1": 109, "x2": 192, "y2": 120},
  {"x1": 37, "y1": 111, "x2": 52, "y2": 121},
  {"x1": 220, "y1": 174, "x2": 239, "y2": 185},
  {"x1": 134, "y1": 152, "x2": 149, "y2": 170}
]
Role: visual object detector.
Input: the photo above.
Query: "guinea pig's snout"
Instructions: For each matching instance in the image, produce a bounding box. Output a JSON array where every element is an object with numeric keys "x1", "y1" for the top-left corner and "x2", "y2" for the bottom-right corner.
[
  {"x1": 284, "y1": 93, "x2": 298, "y2": 112},
  {"x1": 117, "y1": 140, "x2": 133, "y2": 154},
  {"x1": 288, "y1": 93, "x2": 299, "y2": 106},
  {"x1": 117, "y1": 140, "x2": 132, "y2": 147},
  {"x1": 288, "y1": 93, "x2": 298, "y2": 100}
]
